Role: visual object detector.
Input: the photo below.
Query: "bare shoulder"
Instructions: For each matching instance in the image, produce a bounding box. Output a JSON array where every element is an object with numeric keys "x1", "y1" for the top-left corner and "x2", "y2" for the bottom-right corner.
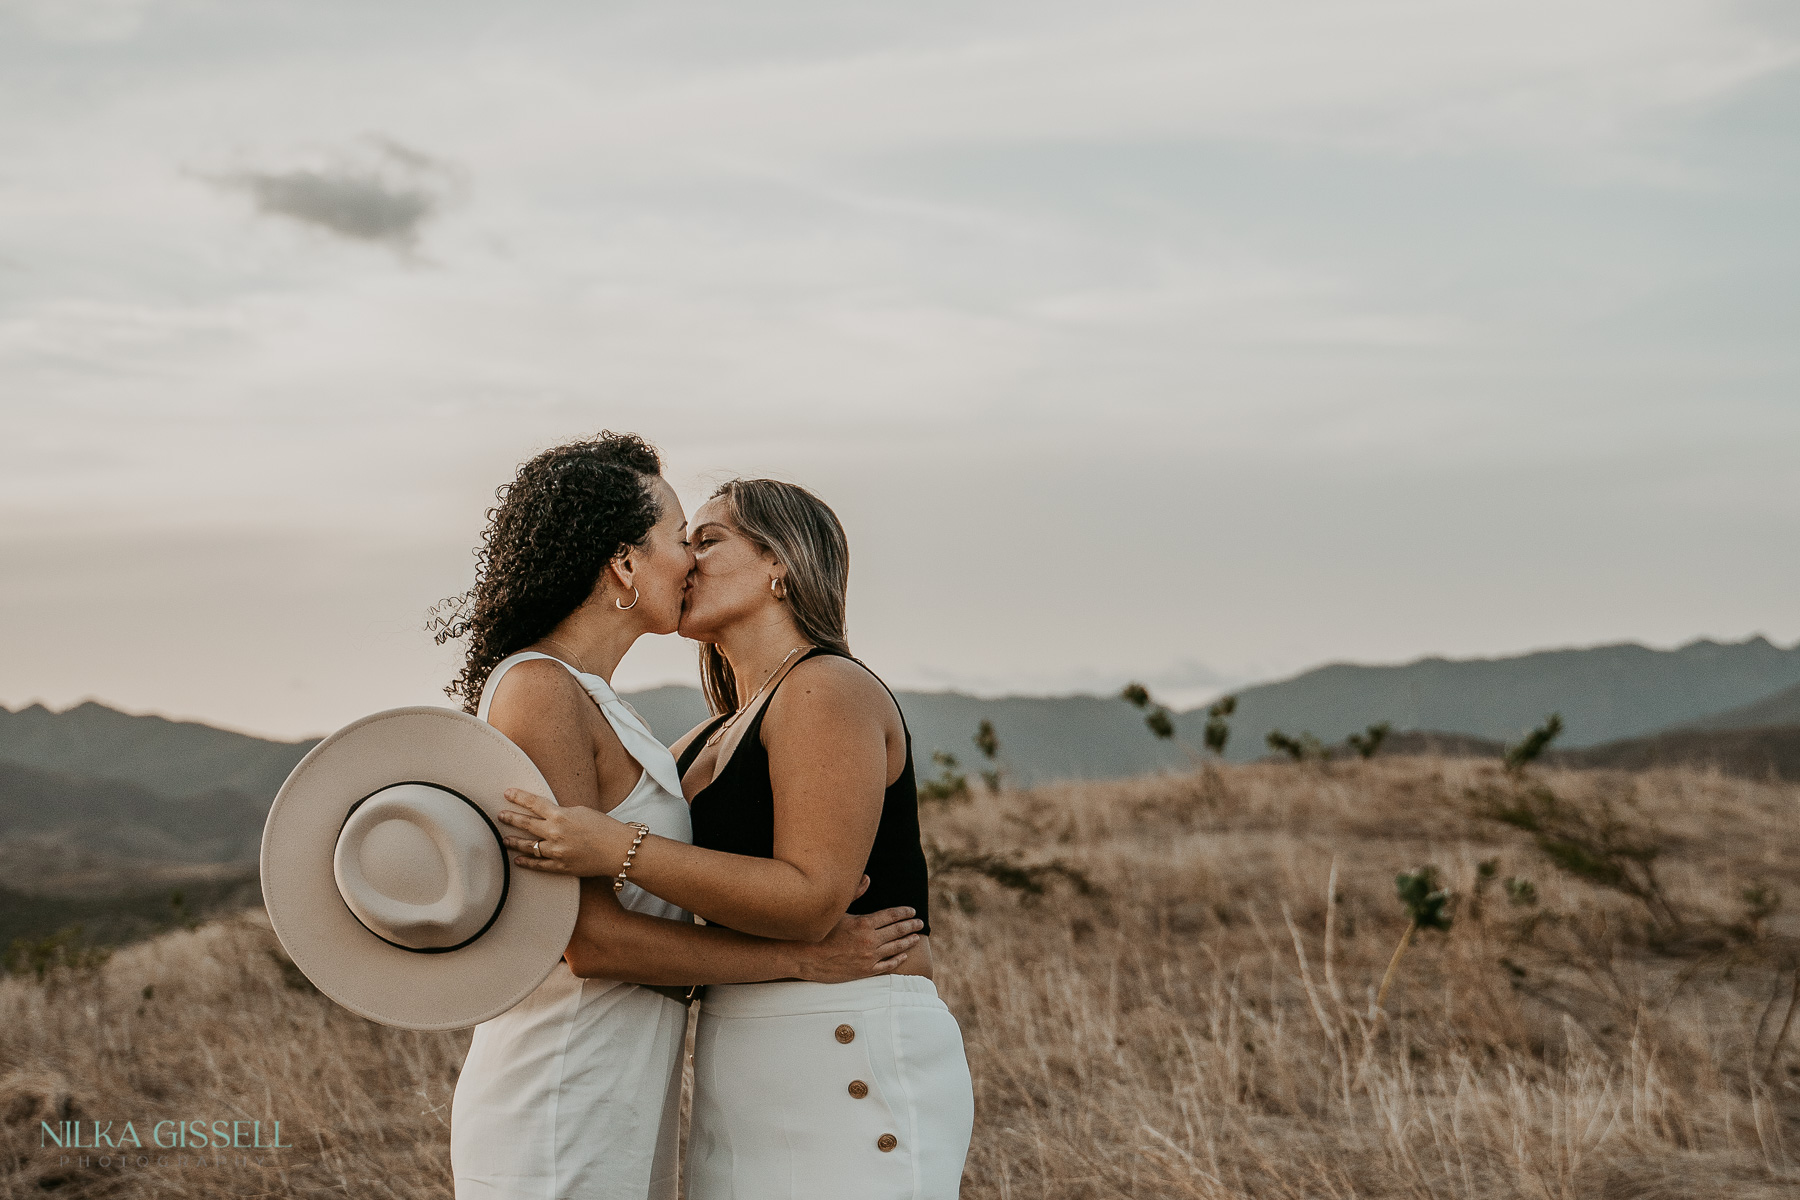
[
  {"x1": 767, "y1": 654, "x2": 899, "y2": 730},
  {"x1": 485, "y1": 657, "x2": 586, "y2": 724}
]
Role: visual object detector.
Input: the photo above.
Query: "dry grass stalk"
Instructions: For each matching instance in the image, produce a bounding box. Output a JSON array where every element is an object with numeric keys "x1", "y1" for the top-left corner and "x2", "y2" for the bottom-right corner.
[{"x1": 3, "y1": 757, "x2": 1797, "y2": 1197}]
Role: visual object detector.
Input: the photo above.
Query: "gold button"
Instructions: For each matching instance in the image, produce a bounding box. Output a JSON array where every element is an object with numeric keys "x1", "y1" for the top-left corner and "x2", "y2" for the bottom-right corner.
[
  {"x1": 877, "y1": 1133, "x2": 898, "y2": 1152},
  {"x1": 835, "y1": 1024, "x2": 855, "y2": 1044},
  {"x1": 848, "y1": 1080, "x2": 869, "y2": 1099}
]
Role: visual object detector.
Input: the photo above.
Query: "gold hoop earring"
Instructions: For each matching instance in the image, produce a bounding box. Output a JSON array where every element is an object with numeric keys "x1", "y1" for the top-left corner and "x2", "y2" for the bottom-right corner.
[
  {"x1": 770, "y1": 577, "x2": 785, "y2": 601},
  {"x1": 616, "y1": 587, "x2": 639, "y2": 611}
]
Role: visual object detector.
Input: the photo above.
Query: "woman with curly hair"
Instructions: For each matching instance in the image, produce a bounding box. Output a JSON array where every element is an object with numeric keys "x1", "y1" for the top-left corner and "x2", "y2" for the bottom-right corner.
[
  {"x1": 438, "y1": 433, "x2": 924, "y2": 1200},
  {"x1": 498, "y1": 478, "x2": 974, "y2": 1200}
]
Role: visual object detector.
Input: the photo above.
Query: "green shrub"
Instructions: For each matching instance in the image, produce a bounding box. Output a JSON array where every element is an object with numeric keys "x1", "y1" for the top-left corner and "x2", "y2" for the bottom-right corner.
[{"x1": 1505, "y1": 713, "x2": 1563, "y2": 773}]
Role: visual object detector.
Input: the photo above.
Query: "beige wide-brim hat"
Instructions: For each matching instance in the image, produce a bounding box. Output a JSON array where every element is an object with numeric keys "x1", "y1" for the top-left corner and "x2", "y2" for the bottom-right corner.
[{"x1": 260, "y1": 706, "x2": 579, "y2": 1031}]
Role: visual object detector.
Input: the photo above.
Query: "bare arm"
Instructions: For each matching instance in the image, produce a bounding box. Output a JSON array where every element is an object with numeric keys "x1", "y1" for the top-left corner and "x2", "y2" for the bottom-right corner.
[
  {"x1": 486, "y1": 660, "x2": 637, "y2": 816},
  {"x1": 486, "y1": 659, "x2": 910, "y2": 975},
  {"x1": 562, "y1": 878, "x2": 920, "y2": 985},
  {"x1": 498, "y1": 657, "x2": 895, "y2": 943}
]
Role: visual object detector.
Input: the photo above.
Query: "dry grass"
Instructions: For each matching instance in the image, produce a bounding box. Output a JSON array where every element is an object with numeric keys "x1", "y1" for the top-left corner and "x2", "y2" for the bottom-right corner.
[{"x1": 3, "y1": 757, "x2": 1798, "y2": 1198}]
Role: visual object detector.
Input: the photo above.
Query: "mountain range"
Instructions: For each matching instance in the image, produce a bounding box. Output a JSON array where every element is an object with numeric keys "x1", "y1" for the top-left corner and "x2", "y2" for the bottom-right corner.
[
  {"x1": 0, "y1": 699, "x2": 314, "y2": 798},
  {"x1": 4, "y1": 636, "x2": 1798, "y2": 881},
  {"x1": 1168, "y1": 635, "x2": 1800, "y2": 759},
  {"x1": 1683, "y1": 680, "x2": 1800, "y2": 731},
  {"x1": 629, "y1": 636, "x2": 1800, "y2": 771}
]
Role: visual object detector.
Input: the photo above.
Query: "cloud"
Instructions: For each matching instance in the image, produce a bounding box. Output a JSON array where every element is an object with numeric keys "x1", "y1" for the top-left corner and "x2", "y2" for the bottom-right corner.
[{"x1": 211, "y1": 138, "x2": 461, "y2": 252}]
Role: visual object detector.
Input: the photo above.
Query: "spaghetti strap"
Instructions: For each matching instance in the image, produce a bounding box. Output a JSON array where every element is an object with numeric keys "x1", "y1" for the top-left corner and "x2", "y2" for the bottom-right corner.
[
  {"x1": 844, "y1": 653, "x2": 913, "y2": 742},
  {"x1": 687, "y1": 645, "x2": 930, "y2": 935},
  {"x1": 795, "y1": 648, "x2": 913, "y2": 742}
]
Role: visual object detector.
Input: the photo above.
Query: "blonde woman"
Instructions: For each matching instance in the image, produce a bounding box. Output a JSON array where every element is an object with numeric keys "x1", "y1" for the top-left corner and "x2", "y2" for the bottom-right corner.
[
  {"x1": 439, "y1": 439, "x2": 925, "y2": 1200},
  {"x1": 500, "y1": 478, "x2": 975, "y2": 1200}
]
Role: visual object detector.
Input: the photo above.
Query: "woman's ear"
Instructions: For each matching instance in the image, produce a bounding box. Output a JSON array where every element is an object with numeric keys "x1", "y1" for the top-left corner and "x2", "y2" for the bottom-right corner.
[{"x1": 606, "y1": 554, "x2": 636, "y2": 593}]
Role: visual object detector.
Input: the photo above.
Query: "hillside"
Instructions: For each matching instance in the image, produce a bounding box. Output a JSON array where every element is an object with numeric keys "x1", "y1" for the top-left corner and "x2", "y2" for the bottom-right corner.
[
  {"x1": 0, "y1": 760, "x2": 266, "y2": 864},
  {"x1": 0, "y1": 700, "x2": 315, "y2": 798},
  {"x1": 1178, "y1": 635, "x2": 1800, "y2": 759},
  {"x1": 627, "y1": 685, "x2": 1193, "y2": 782},
  {"x1": 4, "y1": 756, "x2": 1796, "y2": 1198},
  {"x1": 0, "y1": 871, "x2": 260, "y2": 953},
  {"x1": 1554, "y1": 724, "x2": 1800, "y2": 780},
  {"x1": 1684, "y1": 680, "x2": 1800, "y2": 731},
  {"x1": 1379, "y1": 725, "x2": 1800, "y2": 782},
  {"x1": 7, "y1": 636, "x2": 1798, "y2": 800},
  {"x1": 636, "y1": 635, "x2": 1800, "y2": 774}
]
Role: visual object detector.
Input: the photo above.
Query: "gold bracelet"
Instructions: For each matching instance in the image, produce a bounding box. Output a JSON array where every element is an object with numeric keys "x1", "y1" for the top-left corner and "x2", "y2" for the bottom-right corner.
[{"x1": 613, "y1": 822, "x2": 652, "y2": 894}]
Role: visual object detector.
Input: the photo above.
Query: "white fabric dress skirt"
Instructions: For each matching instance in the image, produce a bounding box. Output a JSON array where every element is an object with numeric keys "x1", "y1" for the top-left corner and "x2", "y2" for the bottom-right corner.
[
  {"x1": 688, "y1": 975, "x2": 974, "y2": 1199},
  {"x1": 452, "y1": 653, "x2": 695, "y2": 1200}
]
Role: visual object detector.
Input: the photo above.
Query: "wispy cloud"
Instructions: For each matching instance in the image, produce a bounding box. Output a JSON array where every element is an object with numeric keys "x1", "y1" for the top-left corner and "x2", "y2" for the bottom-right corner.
[{"x1": 208, "y1": 138, "x2": 461, "y2": 253}]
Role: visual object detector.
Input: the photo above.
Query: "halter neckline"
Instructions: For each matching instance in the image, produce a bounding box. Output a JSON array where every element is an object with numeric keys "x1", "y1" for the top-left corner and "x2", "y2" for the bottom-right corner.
[{"x1": 479, "y1": 651, "x2": 683, "y2": 799}]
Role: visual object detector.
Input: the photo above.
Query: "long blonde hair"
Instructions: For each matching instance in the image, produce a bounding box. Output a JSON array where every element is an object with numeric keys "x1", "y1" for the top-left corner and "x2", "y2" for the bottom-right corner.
[{"x1": 699, "y1": 479, "x2": 851, "y2": 716}]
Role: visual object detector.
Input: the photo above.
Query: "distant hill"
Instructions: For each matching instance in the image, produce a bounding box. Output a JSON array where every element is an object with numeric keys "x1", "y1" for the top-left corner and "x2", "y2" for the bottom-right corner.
[
  {"x1": 624, "y1": 685, "x2": 1193, "y2": 783},
  {"x1": 1681, "y1": 681, "x2": 1800, "y2": 732},
  {"x1": 0, "y1": 760, "x2": 266, "y2": 864},
  {"x1": 632, "y1": 636, "x2": 1800, "y2": 775},
  {"x1": 7, "y1": 636, "x2": 1798, "y2": 808},
  {"x1": 619, "y1": 686, "x2": 712, "y2": 744},
  {"x1": 0, "y1": 700, "x2": 316, "y2": 798},
  {"x1": 1178, "y1": 636, "x2": 1800, "y2": 760},
  {"x1": 3, "y1": 676, "x2": 1798, "y2": 910},
  {"x1": 1374, "y1": 725, "x2": 1800, "y2": 783},
  {"x1": 1553, "y1": 726, "x2": 1800, "y2": 781},
  {"x1": 0, "y1": 872, "x2": 260, "y2": 952}
]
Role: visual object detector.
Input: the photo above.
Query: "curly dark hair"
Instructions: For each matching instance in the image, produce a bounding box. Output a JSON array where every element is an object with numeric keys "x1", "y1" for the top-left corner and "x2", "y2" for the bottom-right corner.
[{"x1": 430, "y1": 432, "x2": 663, "y2": 713}]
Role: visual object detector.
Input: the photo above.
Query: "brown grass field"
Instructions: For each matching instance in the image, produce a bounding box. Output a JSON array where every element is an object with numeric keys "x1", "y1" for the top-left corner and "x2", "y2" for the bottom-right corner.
[{"x1": 3, "y1": 756, "x2": 1798, "y2": 1198}]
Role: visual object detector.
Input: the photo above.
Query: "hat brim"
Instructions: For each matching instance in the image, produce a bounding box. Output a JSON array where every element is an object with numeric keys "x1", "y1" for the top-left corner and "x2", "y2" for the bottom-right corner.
[{"x1": 260, "y1": 706, "x2": 579, "y2": 1031}]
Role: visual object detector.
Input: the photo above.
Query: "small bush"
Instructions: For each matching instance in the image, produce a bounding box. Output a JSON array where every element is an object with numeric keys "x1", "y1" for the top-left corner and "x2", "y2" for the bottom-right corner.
[
  {"x1": 1505, "y1": 713, "x2": 1563, "y2": 773},
  {"x1": 919, "y1": 751, "x2": 969, "y2": 802},
  {"x1": 1203, "y1": 695, "x2": 1237, "y2": 756},
  {"x1": 1346, "y1": 722, "x2": 1391, "y2": 759},
  {"x1": 1267, "y1": 729, "x2": 1325, "y2": 762}
]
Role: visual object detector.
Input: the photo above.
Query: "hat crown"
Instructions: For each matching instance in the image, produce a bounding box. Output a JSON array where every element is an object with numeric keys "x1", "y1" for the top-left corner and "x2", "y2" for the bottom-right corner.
[
  {"x1": 332, "y1": 783, "x2": 506, "y2": 951},
  {"x1": 361, "y1": 818, "x2": 449, "y2": 903}
]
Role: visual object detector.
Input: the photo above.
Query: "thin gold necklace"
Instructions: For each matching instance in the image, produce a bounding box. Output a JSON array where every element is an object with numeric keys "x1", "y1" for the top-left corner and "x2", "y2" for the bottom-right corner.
[
  {"x1": 705, "y1": 645, "x2": 812, "y2": 748},
  {"x1": 538, "y1": 637, "x2": 587, "y2": 674}
]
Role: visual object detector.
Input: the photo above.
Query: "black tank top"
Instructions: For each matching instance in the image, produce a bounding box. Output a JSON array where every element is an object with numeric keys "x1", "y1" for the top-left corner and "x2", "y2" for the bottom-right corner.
[{"x1": 676, "y1": 648, "x2": 930, "y2": 935}]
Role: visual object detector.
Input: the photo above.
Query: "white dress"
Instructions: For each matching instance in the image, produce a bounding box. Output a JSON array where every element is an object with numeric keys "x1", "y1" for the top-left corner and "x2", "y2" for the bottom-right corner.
[{"x1": 451, "y1": 652, "x2": 694, "y2": 1200}]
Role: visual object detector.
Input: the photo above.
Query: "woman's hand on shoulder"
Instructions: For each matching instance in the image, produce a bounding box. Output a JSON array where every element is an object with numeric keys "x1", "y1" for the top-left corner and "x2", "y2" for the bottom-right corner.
[
  {"x1": 498, "y1": 788, "x2": 629, "y2": 877},
  {"x1": 485, "y1": 652, "x2": 643, "y2": 865}
]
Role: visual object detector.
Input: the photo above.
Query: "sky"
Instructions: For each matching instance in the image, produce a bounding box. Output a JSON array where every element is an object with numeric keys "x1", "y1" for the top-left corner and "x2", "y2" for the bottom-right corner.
[{"x1": 2, "y1": 0, "x2": 1798, "y2": 740}]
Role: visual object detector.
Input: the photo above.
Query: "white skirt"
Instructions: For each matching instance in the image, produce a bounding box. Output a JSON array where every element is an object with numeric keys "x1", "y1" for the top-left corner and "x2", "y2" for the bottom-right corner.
[{"x1": 689, "y1": 975, "x2": 974, "y2": 1200}]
